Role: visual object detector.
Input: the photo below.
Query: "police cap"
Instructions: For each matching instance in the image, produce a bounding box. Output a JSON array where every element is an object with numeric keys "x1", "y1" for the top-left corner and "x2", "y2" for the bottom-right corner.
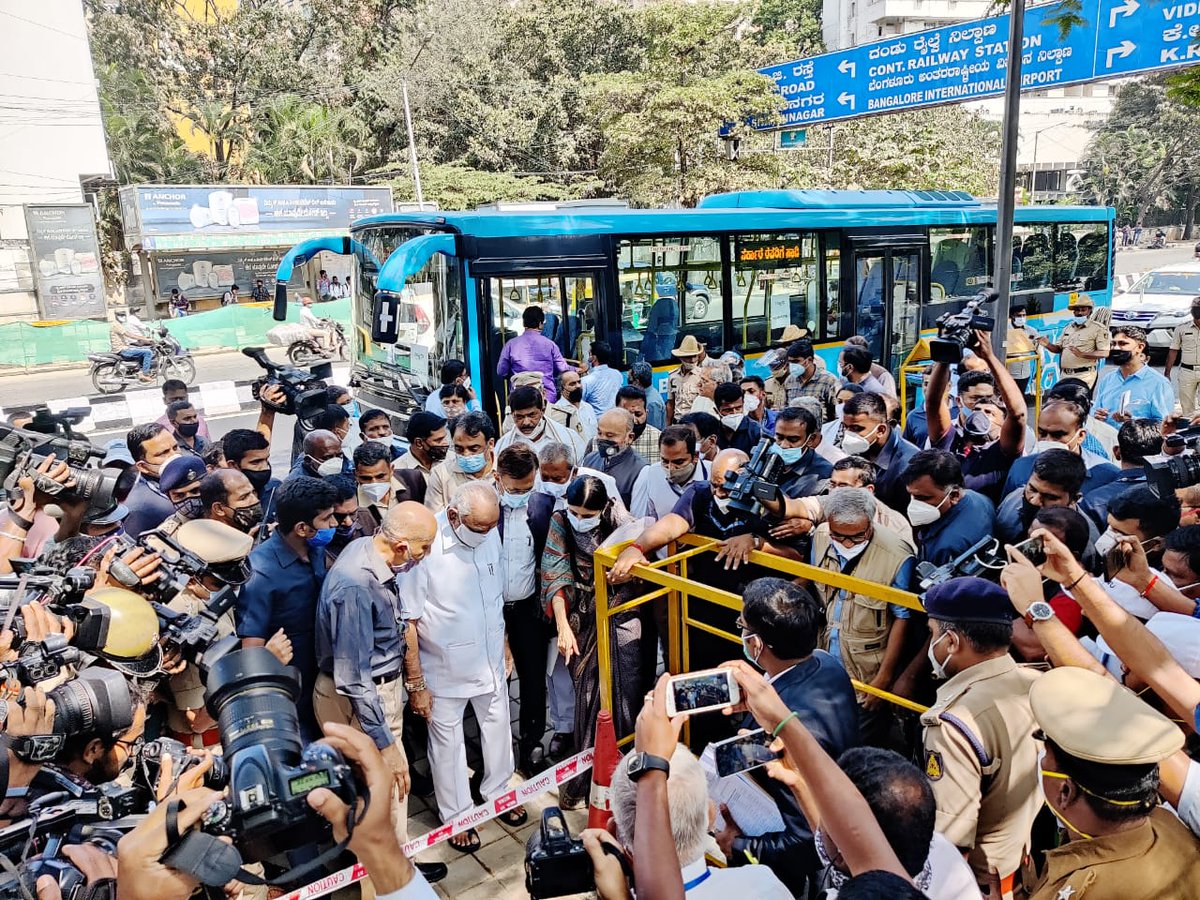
[
  {"x1": 160, "y1": 456, "x2": 206, "y2": 493},
  {"x1": 176, "y1": 518, "x2": 252, "y2": 565},
  {"x1": 924, "y1": 576, "x2": 1016, "y2": 625}
]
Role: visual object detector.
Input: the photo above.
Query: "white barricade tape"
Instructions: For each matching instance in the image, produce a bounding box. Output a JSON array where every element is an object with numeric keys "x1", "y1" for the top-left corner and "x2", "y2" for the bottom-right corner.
[{"x1": 275, "y1": 746, "x2": 596, "y2": 900}]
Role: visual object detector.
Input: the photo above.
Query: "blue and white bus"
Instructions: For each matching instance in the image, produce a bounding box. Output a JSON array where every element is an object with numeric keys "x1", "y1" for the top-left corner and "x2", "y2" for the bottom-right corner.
[{"x1": 275, "y1": 189, "x2": 1113, "y2": 425}]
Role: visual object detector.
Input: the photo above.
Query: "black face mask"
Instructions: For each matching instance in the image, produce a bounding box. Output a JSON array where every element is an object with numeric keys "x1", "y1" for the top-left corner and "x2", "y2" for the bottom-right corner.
[
  {"x1": 632, "y1": 422, "x2": 647, "y2": 439},
  {"x1": 243, "y1": 467, "x2": 272, "y2": 495},
  {"x1": 425, "y1": 443, "x2": 449, "y2": 462},
  {"x1": 228, "y1": 501, "x2": 264, "y2": 533},
  {"x1": 596, "y1": 439, "x2": 621, "y2": 459},
  {"x1": 1020, "y1": 498, "x2": 1040, "y2": 530},
  {"x1": 566, "y1": 387, "x2": 584, "y2": 404},
  {"x1": 1107, "y1": 349, "x2": 1133, "y2": 365},
  {"x1": 174, "y1": 497, "x2": 203, "y2": 520},
  {"x1": 176, "y1": 422, "x2": 200, "y2": 439}
]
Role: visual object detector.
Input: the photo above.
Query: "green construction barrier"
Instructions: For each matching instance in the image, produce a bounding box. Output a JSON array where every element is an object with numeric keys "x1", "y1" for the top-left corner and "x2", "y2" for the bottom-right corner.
[{"x1": 0, "y1": 299, "x2": 352, "y2": 369}]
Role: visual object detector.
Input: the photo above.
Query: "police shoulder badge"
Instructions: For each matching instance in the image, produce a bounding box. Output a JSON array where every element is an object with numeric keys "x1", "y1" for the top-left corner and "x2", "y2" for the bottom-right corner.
[{"x1": 925, "y1": 750, "x2": 944, "y2": 781}]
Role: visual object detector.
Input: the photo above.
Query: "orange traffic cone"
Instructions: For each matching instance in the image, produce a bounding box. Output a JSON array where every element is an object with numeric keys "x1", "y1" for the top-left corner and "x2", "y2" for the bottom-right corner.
[{"x1": 587, "y1": 709, "x2": 620, "y2": 830}]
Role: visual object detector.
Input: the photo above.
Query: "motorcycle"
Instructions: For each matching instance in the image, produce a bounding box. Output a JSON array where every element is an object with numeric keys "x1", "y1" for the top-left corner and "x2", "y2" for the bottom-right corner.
[
  {"x1": 89, "y1": 326, "x2": 196, "y2": 394},
  {"x1": 1149, "y1": 230, "x2": 1168, "y2": 250},
  {"x1": 287, "y1": 319, "x2": 347, "y2": 367}
]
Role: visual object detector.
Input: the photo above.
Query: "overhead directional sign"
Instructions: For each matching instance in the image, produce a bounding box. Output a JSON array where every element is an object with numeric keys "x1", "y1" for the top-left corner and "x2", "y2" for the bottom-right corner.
[{"x1": 758, "y1": 0, "x2": 1200, "y2": 129}]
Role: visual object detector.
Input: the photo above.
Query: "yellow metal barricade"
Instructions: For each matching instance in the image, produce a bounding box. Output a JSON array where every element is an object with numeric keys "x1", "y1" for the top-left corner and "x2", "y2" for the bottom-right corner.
[
  {"x1": 898, "y1": 345, "x2": 1043, "y2": 428},
  {"x1": 593, "y1": 534, "x2": 929, "y2": 747}
]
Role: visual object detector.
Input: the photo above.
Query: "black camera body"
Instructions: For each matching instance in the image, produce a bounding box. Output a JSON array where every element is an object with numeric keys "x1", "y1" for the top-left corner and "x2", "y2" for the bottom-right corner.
[
  {"x1": 1147, "y1": 444, "x2": 1200, "y2": 498},
  {"x1": 1, "y1": 634, "x2": 80, "y2": 687},
  {"x1": 915, "y1": 534, "x2": 1001, "y2": 593},
  {"x1": 153, "y1": 584, "x2": 237, "y2": 665},
  {"x1": 131, "y1": 737, "x2": 228, "y2": 803},
  {"x1": 243, "y1": 347, "x2": 329, "y2": 429},
  {"x1": 525, "y1": 808, "x2": 594, "y2": 899},
  {"x1": 723, "y1": 436, "x2": 783, "y2": 517},
  {"x1": 204, "y1": 648, "x2": 355, "y2": 863},
  {"x1": 930, "y1": 288, "x2": 998, "y2": 364}
]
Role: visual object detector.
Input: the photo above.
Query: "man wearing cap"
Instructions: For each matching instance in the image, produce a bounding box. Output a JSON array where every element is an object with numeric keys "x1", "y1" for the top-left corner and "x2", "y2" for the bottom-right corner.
[
  {"x1": 665, "y1": 335, "x2": 706, "y2": 424},
  {"x1": 1021, "y1": 667, "x2": 1200, "y2": 898},
  {"x1": 1037, "y1": 296, "x2": 1110, "y2": 389},
  {"x1": 158, "y1": 455, "x2": 207, "y2": 528},
  {"x1": 919, "y1": 576, "x2": 1041, "y2": 895},
  {"x1": 1164, "y1": 296, "x2": 1200, "y2": 416}
]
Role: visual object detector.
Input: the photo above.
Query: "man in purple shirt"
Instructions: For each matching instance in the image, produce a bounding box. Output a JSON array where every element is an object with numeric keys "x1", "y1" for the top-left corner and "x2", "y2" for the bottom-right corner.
[{"x1": 496, "y1": 305, "x2": 572, "y2": 402}]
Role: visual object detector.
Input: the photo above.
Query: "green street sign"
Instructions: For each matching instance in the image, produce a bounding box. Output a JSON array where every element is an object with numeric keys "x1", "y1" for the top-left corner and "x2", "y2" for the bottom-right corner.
[{"x1": 779, "y1": 129, "x2": 807, "y2": 149}]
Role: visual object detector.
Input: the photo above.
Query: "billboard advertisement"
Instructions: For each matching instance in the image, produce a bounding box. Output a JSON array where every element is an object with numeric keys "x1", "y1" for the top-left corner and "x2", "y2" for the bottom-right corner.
[
  {"x1": 24, "y1": 204, "x2": 107, "y2": 319},
  {"x1": 152, "y1": 249, "x2": 307, "y2": 300}
]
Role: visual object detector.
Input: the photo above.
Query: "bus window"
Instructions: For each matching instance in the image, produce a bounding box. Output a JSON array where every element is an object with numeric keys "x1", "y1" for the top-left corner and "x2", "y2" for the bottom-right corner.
[
  {"x1": 355, "y1": 226, "x2": 463, "y2": 386},
  {"x1": 618, "y1": 236, "x2": 722, "y2": 365},
  {"x1": 930, "y1": 226, "x2": 990, "y2": 300},
  {"x1": 1011, "y1": 224, "x2": 1055, "y2": 291},
  {"x1": 730, "y1": 233, "x2": 819, "y2": 354},
  {"x1": 825, "y1": 242, "x2": 846, "y2": 340},
  {"x1": 1062, "y1": 223, "x2": 1109, "y2": 292}
]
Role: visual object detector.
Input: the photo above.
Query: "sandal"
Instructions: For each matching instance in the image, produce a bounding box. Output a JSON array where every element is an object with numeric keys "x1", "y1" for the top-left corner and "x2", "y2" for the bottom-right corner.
[
  {"x1": 450, "y1": 828, "x2": 482, "y2": 854},
  {"x1": 499, "y1": 806, "x2": 528, "y2": 828}
]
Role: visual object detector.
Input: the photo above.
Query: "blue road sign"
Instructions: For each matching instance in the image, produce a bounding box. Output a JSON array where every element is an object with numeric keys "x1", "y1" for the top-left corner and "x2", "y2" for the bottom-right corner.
[
  {"x1": 779, "y1": 129, "x2": 807, "y2": 148},
  {"x1": 759, "y1": 0, "x2": 1200, "y2": 129}
]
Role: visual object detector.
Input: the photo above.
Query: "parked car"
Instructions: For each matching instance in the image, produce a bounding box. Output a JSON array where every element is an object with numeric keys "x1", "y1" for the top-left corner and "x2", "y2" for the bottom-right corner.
[{"x1": 1110, "y1": 261, "x2": 1200, "y2": 349}]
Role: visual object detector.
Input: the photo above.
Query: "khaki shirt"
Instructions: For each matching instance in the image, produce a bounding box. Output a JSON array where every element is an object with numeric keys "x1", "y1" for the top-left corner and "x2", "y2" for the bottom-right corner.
[
  {"x1": 920, "y1": 655, "x2": 1041, "y2": 882},
  {"x1": 165, "y1": 587, "x2": 236, "y2": 733},
  {"x1": 666, "y1": 366, "x2": 704, "y2": 421},
  {"x1": 1170, "y1": 321, "x2": 1200, "y2": 366},
  {"x1": 425, "y1": 455, "x2": 492, "y2": 514},
  {"x1": 1059, "y1": 319, "x2": 1111, "y2": 372},
  {"x1": 1023, "y1": 808, "x2": 1200, "y2": 900},
  {"x1": 765, "y1": 373, "x2": 788, "y2": 410}
]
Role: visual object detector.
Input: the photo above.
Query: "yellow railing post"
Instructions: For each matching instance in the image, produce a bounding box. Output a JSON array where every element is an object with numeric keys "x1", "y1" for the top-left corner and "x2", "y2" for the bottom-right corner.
[{"x1": 595, "y1": 546, "x2": 614, "y2": 715}]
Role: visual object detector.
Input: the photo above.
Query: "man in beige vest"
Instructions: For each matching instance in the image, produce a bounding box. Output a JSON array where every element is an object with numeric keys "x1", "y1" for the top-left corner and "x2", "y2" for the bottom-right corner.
[
  {"x1": 920, "y1": 576, "x2": 1040, "y2": 897},
  {"x1": 808, "y1": 488, "x2": 915, "y2": 744}
]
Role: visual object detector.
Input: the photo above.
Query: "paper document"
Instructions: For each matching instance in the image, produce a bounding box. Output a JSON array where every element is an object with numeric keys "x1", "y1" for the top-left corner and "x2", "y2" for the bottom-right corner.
[{"x1": 699, "y1": 745, "x2": 785, "y2": 837}]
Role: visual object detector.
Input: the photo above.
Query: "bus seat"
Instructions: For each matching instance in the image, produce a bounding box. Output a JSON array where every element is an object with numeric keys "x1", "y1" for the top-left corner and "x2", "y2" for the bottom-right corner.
[
  {"x1": 931, "y1": 260, "x2": 959, "y2": 296},
  {"x1": 542, "y1": 311, "x2": 562, "y2": 344}
]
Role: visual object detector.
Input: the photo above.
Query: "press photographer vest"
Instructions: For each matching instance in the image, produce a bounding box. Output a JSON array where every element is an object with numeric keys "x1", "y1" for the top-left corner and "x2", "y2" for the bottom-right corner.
[{"x1": 811, "y1": 525, "x2": 912, "y2": 690}]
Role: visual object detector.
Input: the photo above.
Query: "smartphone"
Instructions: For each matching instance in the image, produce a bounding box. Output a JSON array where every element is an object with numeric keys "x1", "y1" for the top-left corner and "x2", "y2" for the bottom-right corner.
[
  {"x1": 712, "y1": 728, "x2": 782, "y2": 777},
  {"x1": 1012, "y1": 535, "x2": 1046, "y2": 567},
  {"x1": 664, "y1": 668, "x2": 740, "y2": 717}
]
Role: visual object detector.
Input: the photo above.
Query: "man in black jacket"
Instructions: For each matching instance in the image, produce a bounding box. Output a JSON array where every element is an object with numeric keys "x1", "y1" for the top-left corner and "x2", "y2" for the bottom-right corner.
[
  {"x1": 495, "y1": 444, "x2": 558, "y2": 774},
  {"x1": 715, "y1": 576, "x2": 861, "y2": 896}
]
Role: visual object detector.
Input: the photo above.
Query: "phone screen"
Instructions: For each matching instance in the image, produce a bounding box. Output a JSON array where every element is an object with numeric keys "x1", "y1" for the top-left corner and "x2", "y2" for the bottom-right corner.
[
  {"x1": 669, "y1": 670, "x2": 733, "y2": 714},
  {"x1": 714, "y1": 729, "x2": 781, "y2": 777},
  {"x1": 1014, "y1": 536, "x2": 1046, "y2": 567}
]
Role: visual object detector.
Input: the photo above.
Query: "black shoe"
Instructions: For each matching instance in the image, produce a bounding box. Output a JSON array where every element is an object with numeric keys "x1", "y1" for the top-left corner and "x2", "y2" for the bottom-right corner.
[
  {"x1": 548, "y1": 732, "x2": 574, "y2": 760},
  {"x1": 410, "y1": 769, "x2": 435, "y2": 797},
  {"x1": 519, "y1": 745, "x2": 546, "y2": 777},
  {"x1": 416, "y1": 861, "x2": 448, "y2": 883}
]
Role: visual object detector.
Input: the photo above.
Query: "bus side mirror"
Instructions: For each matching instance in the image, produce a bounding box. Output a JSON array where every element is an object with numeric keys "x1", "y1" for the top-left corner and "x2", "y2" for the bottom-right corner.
[{"x1": 274, "y1": 283, "x2": 288, "y2": 321}]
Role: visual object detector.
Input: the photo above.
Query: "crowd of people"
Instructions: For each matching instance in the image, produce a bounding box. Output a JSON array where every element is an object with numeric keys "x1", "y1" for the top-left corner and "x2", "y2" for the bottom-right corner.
[{"x1": 4, "y1": 297, "x2": 1200, "y2": 898}]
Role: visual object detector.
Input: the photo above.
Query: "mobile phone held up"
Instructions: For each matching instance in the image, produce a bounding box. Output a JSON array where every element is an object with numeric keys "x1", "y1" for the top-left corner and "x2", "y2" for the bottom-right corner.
[
  {"x1": 1011, "y1": 535, "x2": 1046, "y2": 568},
  {"x1": 712, "y1": 728, "x2": 782, "y2": 777},
  {"x1": 664, "y1": 668, "x2": 740, "y2": 718}
]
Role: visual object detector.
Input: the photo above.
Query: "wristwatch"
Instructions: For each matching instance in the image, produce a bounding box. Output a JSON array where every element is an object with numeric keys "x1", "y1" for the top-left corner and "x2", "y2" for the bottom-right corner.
[
  {"x1": 1024, "y1": 601, "x2": 1055, "y2": 627},
  {"x1": 626, "y1": 752, "x2": 670, "y2": 782}
]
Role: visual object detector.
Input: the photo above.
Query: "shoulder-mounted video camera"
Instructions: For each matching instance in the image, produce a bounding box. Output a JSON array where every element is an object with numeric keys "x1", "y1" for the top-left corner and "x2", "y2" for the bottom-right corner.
[
  {"x1": 723, "y1": 436, "x2": 782, "y2": 517},
  {"x1": 243, "y1": 347, "x2": 329, "y2": 430},
  {"x1": 930, "y1": 288, "x2": 998, "y2": 364}
]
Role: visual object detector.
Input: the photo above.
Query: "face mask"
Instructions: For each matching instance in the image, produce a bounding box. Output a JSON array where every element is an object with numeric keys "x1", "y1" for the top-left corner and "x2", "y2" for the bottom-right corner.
[
  {"x1": 908, "y1": 492, "x2": 950, "y2": 528},
  {"x1": 596, "y1": 439, "x2": 621, "y2": 458},
  {"x1": 501, "y1": 490, "x2": 531, "y2": 509},
  {"x1": 834, "y1": 402, "x2": 845, "y2": 420},
  {"x1": 174, "y1": 497, "x2": 203, "y2": 519},
  {"x1": 712, "y1": 495, "x2": 732, "y2": 514},
  {"x1": 666, "y1": 461, "x2": 697, "y2": 485},
  {"x1": 679, "y1": 363, "x2": 695, "y2": 374},
  {"x1": 1033, "y1": 439, "x2": 1073, "y2": 456},
  {"x1": 1038, "y1": 748, "x2": 1094, "y2": 840},
  {"x1": 229, "y1": 502, "x2": 263, "y2": 533},
  {"x1": 361, "y1": 482, "x2": 391, "y2": 504},
  {"x1": 426, "y1": 443, "x2": 449, "y2": 463},
  {"x1": 524, "y1": 418, "x2": 547, "y2": 440},
  {"x1": 1073, "y1": 309, "x2": 1089, "y2": 318},
  {"x1": 742, "y1": 633, "x2": 762, "y2": 666},
  {"x1": 458, "y1": 452, "x2": 487, "y2": 474},
  {"x1": 840, "y1": 430, "x2": 872, "y2": 456},
  {"x1": 833, "y1": 540, "x2": 869, "y2": 562},
  {"x1": 632, "y1": 421, "x2": 647, "y2": 439},
  {"x1": 566, "y1": 387, "x2": 584, "y2": 404},
  {"x1": 367, "y1": 436, "x2": 394, "y2": 449},
  {"x1": 788, "y1": 362, "x2": 806, "y2": 378},
  {"x1": 773, "y1": 445, "x2": 810, "y2": 467},
  {"x1": 308, "y1": 454, "x2": 343, "y2": 477},
  {"x1": 540, "y1": 480, "x2": 569, "y2": 499},
  {"x1": 390, "y1": 543, "x2": 418, "y2": 574},
  {"x1": 1094, "y1": 527, "x2": 1120, "y2": 559},
  {"x1": 177, "y1": 422, "x2": 200, "y2": 439},
  {"x1": 454, "y1": 521, "x2": 490, "y2": 548},
  {"x1": 743, "y1": 393, "x2": 760, "y2": 414},
  {"x1": 336, "y1": 520, "x2": 359, "y2": 538},
  {"x1": 927, "y1": 630, "x2": 954, "y2": 680},
  {"x1": 721, "y1": 413, "x2": 744, "y2": 432},
  {"x1": 1013, "y1": 316, "x2": 1027, "y2": 327},
  {"x1": 1108, "y1": 349, "x2": 1133, "y2": 365},
  {"x1": 244, "y1": 468, "x2": 272, "y2": 494},
  {"x1": 307, "y1": 526, "x2": 336, "y2": 549},
  {"x1": 342, "y1": 401, "x2": 360, "y2": 418},
  {"x1": 1192, "y1": 308, "x2": 1200, "y2": 323},
  {"x1": 147, "y1": 453, "x2": 180, "y2": 481},
  {"x1": 568, "y1": 511, "x2": 601, "y2": 533}
]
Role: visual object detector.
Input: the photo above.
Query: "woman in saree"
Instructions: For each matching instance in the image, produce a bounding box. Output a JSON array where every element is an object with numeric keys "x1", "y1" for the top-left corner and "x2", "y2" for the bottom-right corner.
[{"x1": 542, "y1": 474, "x2": 644, "y2": 808}]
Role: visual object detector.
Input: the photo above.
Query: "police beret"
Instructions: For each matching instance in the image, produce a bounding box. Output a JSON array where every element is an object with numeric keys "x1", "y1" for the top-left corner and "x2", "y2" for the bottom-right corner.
[
  {"x1": 160, "y1": 455, "x2": 206, "y2": 493},
  {"x1": 924, "y1": 576, "x2": 1016, "y2": 625},
  {"x1": 176, "y1": 518, "x2": 252, "y2": 564},
  {"x1": 1031, "y1": 667, "x2": 1183, "y2": 765}
]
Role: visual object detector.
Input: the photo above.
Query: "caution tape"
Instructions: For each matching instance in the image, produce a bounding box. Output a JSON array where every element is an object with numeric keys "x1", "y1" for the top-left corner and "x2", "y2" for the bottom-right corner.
[{"x1": 275, "y1": 746, "x2": 596, "y2": 900}]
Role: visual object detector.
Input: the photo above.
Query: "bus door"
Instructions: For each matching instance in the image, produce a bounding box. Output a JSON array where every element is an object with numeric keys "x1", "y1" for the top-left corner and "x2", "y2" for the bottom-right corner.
[{"x1": 845, "y1": 235, "x2": 927, "y2": 372}]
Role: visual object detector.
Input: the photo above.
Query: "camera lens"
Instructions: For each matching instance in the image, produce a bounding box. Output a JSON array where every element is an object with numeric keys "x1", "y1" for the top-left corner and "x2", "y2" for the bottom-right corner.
[
  {"x1": 205, "y1": 647, "x2": 303, "y2": 760},
  {"x1": 50, "y1": 667, "x2": 134, "y2": 737}
]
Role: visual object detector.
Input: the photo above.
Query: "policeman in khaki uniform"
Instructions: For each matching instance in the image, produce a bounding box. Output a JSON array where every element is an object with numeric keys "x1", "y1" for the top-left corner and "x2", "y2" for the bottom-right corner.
[
  {"x1": 1164, "y1": 297, "x2": 1200, "y2": 416},
  {"x1": 665, "y1": 334, "x2": 706, "y2": 423},
  {"x1": 1037, "y1": 295, "x2": 1110, "y2": 389},
  {"x1": 763, "y1": 325, "x2": 806, "y2": 410},
  {"x1": 1019, "y1": 667, "x2": 1200, "y2": 899},
  {"x1": 920, "y1": 577, "x2": 1041, "y2": 896}
]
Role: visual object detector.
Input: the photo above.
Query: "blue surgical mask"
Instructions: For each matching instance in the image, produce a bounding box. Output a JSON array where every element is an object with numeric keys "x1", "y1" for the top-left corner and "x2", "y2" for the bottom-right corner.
[
  {"x1": 789, "y1": 362, "x2": 805, "y2": 378},
  {"x1": 567, "y1": 511, "x2": 601, "y2": 533},
  {"x1": 458, "y1": 453, "x2": 487, "y2": 474},
  {"x1": 342, "y1": 401, "x2": 360, "y2": 418},
  {"x1": 772, "y1": 445, "x2": 810, "y2": 467},
  {"x1": 306, "y1": 526, "x2": 336, "y2": 549},
  {"x1": 742, "y1": 633, "x2": 762, "y2": 666},
  {"x1": 501, "y1": 490, "x2": 531, "y2": 509}
]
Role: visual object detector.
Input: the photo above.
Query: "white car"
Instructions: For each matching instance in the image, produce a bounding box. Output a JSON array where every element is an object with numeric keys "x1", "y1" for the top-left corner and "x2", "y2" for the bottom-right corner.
[{"x1": 1111, "y1": 262, "x2": 1200, "y2": 348}]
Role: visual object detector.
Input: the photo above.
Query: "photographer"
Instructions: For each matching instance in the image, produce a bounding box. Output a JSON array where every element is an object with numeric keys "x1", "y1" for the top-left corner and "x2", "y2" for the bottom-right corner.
[{"x1": 0, "y1": 454, "x2": 77, "y2": 571}]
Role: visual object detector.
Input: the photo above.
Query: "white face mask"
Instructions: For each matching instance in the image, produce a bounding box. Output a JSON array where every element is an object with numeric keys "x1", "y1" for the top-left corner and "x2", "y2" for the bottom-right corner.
[
  {"x1": 712, "y1": 495, "x2": 733, "y2": 514},
  {"x1": 833, "y1": 540, "x2": 869, "y2": 562},
  {"x1": 840, "y1": 430, "x2": 872, "y2": 456},
  {"x1": 539, "y1": 480, "x2": 569, "y2": 499},
  {"x1": 1033, "y1": 439, "x2": 1074, "y2": 456},
  {"x1": 314, "y1": 455, "x2": 344, "y2": 477},
  {"x1": 743, "y1": 393, "x2": 761, "y2": 414},
  {"x1": 834, "y1": 402, "x2": 845, "y2": 420},
  {"x1": 927, "y1": 630, "x2": 954, "y2": 680},
  {"x1": 721, "y1": 413, "x2": 745, "y2": 432},
  {"x1": 908, "y1": 492, "x2": 950, "y2": 528},
  {"x1": 1013, "y1": 316, "x2": 1027, "y2": 327},
  {"x1": 567, "y1": 511, "x2": 601, "y2": 533},
  {"x1": 1094, "y1": 527, "x2": 1120, "y2": 559},
  {"x1": 360, "y1": 482, "x2": 390, "y2": 504},
  {"x1": 453, "y1": 520, "x2": 490, "y2": 548}
]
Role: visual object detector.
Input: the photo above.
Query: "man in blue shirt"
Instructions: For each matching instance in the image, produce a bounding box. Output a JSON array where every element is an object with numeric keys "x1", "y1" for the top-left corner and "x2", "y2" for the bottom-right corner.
[
  {"x1": 837, "y1": 393, "x2": 920, "y2": 514},
  {"x1": 222, "y1": 428, "x2": 280, "y2": 523},
  {"x1": 238, "y1": 476, "x2": 338, "y2": 740},
  {"x1": 124, "y1": 422, "x2": 180, "y2": 536},
  {"x1": 423, "y1": 359, "x2": 481, "y2": 416},
  {"x1": 1002, "y1": 399, "x2": 1121, "y2": 498},
  {"x1": 741, "y1": 375, "x2": 778, "y2": 436},
  {"x1": 996, "y1": 449, "x2": 1098, "y2": 547},
  {"x1": 581, "y1": 340, "x2": 623, "y2": 415},
  {"x1": 714, "y1": 382, "x2": 762, "y2": 454},
  {"x1": 1081, "y1": 418, "x2": 1161, "y2": 526},
  {"x1": 630, "y1": 362, "x2": 666, "y2": 431},
  {"x1": 773, "y1": 407, "x2": 833, "y2": 499},
  {"x1": 1093, "y1": 325, "x2": 1176, "y2": 424},
  {"x1": 902, "y1": 449, "x2": 995, "y2": 567}
]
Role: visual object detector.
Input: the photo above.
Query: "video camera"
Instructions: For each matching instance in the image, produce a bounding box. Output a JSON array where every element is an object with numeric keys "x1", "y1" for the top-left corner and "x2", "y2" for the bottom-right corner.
[
  {"x1": 243, "y1": 347, "x2": 329, "y2": 430},
  {"x1": 930, "y1": 288, "x2": 998, "y2": 364},
  {"x1": 722, "y1": 436, "x2": 783, "y2": 517},
  {"x1": 915, "y1": 534, "x2": 1004, "y2": 593}
]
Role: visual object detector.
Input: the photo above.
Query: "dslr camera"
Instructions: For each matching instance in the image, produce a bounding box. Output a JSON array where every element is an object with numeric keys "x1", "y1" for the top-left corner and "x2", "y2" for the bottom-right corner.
[
  {"x1": 1147, "y1": 424, "x2": 1200, "y2": 497},
  {"x1": 723, "y1": 437, "x2": 783, "y2": 517},
  {"x1": 525, "y1": 807, "x2": 628, "y2": 899},
  {"x1": 930, "y1": 288, "x2": 998, "y2": 364},
  {"x1": 243, "y1": 347, "x2": 330, "y2": 430},
  {"x1": 201, "y1": 648, "x2": 355, "y2": 863}
]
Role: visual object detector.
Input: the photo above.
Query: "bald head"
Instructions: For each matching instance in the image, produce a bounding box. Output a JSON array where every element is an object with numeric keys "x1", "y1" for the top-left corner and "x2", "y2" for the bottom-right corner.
[
  {"x1": 598, "y1": 408, "x2": 634, "y2": 437},
  {"x1": 382, "y1": 500, "x2": 437, "y2": 545},
  {"x1": 449, "y1": 481, "x2": 501, "y2": 531},
  {"x1": 710, "y1": 448, "x2": 749, "y2": 497},
  {"x1": 302, "y1": 429, "x2": 342, "y2": 462},
  {"x1": 596, "y1": 407, "x2": 635, "y2": 455}
]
